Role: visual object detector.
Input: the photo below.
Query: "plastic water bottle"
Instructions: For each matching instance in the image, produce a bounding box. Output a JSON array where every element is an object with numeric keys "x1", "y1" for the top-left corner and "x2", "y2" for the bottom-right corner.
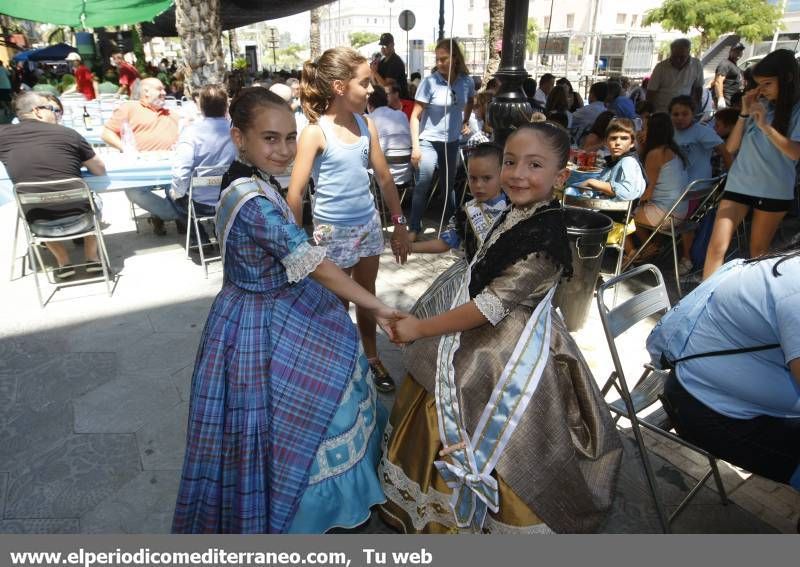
[{"x1": 121, "y1": 121, "x2": 138, "y2": 156}]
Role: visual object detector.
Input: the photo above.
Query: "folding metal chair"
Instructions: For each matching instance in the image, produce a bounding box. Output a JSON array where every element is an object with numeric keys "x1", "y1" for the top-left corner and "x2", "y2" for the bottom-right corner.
[
  {"x1": 623, "y1": 175, "x2": 726, "y2": 296},
  {"x1": 597, "y1": 264, "x2": 728, "y2": 533},
  {"x1": 185, "y1": 165, "x2": 225, "y2": 278},
  {"x1": 13, "y1": 178, "x2": 113, "y2": 307},
  {"x1": 9, "y1": 209, "x2": 30, "y2": 281}
]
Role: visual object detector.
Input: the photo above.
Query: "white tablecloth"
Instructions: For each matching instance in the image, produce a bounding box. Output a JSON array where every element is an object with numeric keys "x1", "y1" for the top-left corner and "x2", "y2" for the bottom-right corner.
[{"x1": 0, "y1": 152, "x2": 174, "y2": 206}]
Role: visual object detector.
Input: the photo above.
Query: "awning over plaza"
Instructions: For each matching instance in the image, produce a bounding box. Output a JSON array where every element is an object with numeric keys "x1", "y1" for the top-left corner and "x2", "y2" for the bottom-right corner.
[
  {"x1": 0, "y1": 0, "x2": 173, "y2": 28},
  {"x1": 0, "y1": 1, "x2": 335, "y2": 36},
  {"x1": 142, "y1": 1, "x2": 335, "y2": 37}
]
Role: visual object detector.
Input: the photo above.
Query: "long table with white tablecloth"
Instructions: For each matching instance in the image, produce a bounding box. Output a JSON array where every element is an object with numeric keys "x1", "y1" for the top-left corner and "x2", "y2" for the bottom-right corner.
[{"x1": 0, "y1": 152, "x2": 174, "y2": 206}]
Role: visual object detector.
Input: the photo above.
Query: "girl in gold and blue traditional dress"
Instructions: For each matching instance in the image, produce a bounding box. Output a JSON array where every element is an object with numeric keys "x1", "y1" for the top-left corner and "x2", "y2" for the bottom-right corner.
[{"x1": 381, "y1": 122, "x2": 623, "y2": 534}]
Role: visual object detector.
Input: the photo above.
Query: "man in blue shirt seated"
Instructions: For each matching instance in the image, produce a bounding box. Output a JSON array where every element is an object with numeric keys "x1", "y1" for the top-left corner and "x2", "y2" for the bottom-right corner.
[
  {"x1": 169, "y1": 84, "x2": 237, "y2": 244},
  {"x1": 648, "y1": 251, "x2": 800, "y2": 496}
]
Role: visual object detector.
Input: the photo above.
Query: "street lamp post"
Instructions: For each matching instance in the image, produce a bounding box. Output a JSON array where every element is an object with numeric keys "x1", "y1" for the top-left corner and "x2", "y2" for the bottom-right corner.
[
  {"x1": 438, "y1": 0, "x2": 445, "y2": 41},
  {"x1": 487, "y1": 0, "x2": 532, "y2": 147}
]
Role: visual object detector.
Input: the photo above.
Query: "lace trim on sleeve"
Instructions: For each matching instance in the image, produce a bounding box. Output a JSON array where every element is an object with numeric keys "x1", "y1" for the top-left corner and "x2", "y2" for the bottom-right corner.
[
  {"x1": 474, "y1": 290, "x2": 509, "y2": 326},
  {"x1": 282, "y1": 241, "x2": 327, "y2": 283}
]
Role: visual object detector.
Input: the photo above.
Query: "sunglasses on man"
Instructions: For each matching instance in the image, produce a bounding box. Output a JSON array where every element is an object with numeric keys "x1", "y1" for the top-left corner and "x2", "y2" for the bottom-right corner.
[{"x1": 36, "y1": 105, "x2": 63, "y2": 116}]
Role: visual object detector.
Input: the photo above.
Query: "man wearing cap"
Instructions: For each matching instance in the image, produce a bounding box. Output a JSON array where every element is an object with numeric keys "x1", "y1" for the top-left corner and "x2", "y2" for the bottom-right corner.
[
  {"x1": 66, "y1": 52, "x2": 98, "y2": 101},
  {"x1": 373, "y1": 33, "x2": 409, "y2": 99},
  {"x1": 714, "y1": 43, "x2": 745, "y2": 109}
]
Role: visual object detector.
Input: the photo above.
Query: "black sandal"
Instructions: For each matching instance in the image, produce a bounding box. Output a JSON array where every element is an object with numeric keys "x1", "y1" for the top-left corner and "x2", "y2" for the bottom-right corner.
[{"x1": 368, "y1": 359, "x2": 396, "y2": 393}]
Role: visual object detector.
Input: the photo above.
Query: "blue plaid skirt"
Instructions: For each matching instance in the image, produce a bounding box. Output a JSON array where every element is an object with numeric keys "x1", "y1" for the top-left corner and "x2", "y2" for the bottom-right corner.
[{"x1": 172, "y1": 278, "x2": 385, "y2": 533}]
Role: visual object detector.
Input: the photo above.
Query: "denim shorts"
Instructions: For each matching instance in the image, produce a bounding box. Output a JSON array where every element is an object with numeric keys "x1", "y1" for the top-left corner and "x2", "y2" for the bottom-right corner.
[
  {"x1": 312, "y1": 210, "x2": 384, "y2": 269},
  {"x1": 29, "y1": 212, "x2": 97, "y2": 238}
]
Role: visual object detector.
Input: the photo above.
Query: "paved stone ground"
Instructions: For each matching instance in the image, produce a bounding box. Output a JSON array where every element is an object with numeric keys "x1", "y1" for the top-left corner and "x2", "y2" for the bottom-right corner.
[{"x1": 0, "y1": 193, "x2": 797, "y2": 533}]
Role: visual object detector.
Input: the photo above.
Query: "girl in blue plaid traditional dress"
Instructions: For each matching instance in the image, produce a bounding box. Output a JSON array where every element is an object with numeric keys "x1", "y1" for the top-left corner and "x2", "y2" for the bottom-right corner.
[{"x1": 172, "y1": 89, "x2": 394, "y2": 534}]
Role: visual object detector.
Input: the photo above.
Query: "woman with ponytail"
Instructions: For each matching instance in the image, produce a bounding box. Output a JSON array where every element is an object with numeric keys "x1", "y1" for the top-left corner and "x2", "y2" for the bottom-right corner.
[{"x1": 287, "y1": 47, "x2": 411, "y2": 393}]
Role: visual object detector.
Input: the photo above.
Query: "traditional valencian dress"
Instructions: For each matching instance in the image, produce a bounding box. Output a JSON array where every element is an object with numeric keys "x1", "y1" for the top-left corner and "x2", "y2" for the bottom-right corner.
[
  {"x1": 172, "y1": 162, "x2": 386, "y2": 534},
  {"x1": 412, "y1": 193, "x2": 508, "y2": 320},
  {"x1": 379, "y1": 200, "x2": 623, "y2": 534}
]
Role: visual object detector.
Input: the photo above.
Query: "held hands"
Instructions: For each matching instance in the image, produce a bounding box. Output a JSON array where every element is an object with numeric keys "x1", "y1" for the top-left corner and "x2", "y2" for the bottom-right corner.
[
  {"x1": 373, "y1": 307, "x2": 411, "y2": 344},
  {"x1": 389, "y1": 313, "x2": 422, "y2": 344}
]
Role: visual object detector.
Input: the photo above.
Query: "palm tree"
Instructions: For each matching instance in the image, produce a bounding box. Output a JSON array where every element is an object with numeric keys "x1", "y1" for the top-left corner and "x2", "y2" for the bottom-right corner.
[
  {"x1": 483, "y1": 0, "x2": 504, "y2": 84},
  {"x1": 310, "y1": 7, "x2": 322, "y2": 60},
  {"x1": 174, "y1": 0, "x2": 226, "y2": 95}
]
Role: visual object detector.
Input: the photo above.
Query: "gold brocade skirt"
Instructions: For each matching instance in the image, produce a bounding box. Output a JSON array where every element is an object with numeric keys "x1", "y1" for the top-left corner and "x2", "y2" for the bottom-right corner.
[{"x1": 378, "y1": 375, "x2": 552, "y2": 534}]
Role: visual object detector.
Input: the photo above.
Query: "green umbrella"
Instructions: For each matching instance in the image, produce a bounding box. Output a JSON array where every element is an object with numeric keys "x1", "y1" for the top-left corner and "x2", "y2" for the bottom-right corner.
[{"x1": 0, "y1": 0, "x2": 173, "y2": 28}]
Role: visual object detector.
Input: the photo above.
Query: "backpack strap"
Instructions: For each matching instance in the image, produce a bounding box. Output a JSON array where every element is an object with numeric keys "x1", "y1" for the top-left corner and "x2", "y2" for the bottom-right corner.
[{"x1": 662, "y1": 343, "x2": 781, "y2": 370}]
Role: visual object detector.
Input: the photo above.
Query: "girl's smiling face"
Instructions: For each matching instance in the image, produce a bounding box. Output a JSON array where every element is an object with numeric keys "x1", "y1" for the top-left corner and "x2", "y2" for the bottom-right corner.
[
  {"x1": 501, "y1": 129, "x2": 569, "y2": 207},
  {"x1": 231, "y1": 105, "x2": 297, "y2": 174}
]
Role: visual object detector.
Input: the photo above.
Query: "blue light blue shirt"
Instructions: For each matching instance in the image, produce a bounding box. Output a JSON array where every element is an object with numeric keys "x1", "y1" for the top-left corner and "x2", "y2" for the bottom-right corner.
[
  {"x1": 311, "y1": 113, "x2": 375, "y2": 226},
  {"x1": 171, "y1": 117, "x2": 237, "y2": 197},
  {"x1": 609, "y1": 96, "x2": 636, "y2": 119},
  {"x1": 674, "y1": 258, "x2": 800, "y2": 419},
  {"x1": 650, "y1": 155, "x2": 689, "y2": 216},
  {"x1": 416, "y1": 71, "x2": 475, "y2": 143},
  {"x1": 598, "y1": 154, "x2": 646, "y2": 201},
  {"x1": 674, "y1": 122, "x2": 722, "y2": 182},
  {"x1": 725, "y1": 101, "x2": 800, "y2": 200}
]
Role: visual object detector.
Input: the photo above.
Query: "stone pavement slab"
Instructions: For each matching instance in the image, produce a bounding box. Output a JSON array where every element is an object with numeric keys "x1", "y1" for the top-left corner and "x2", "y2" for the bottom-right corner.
[
  {"x1": 80, "y1": 470, "x2": 181, "y2": 534},
  {"x1": 3, "y1": 433, "x2": 140, "y2": 519}
]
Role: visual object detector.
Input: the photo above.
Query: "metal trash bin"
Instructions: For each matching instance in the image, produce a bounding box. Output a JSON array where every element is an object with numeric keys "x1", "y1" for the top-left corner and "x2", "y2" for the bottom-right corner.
[{"x1": 554, "y1": 206, "x2": 614, "y2": 331}]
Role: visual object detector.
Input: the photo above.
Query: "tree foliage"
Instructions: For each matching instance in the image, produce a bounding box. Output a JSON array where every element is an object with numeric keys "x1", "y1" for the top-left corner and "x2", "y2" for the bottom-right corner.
[
  {"x1": 643, "y1": 0, "x2": 782, "y2": 49},
  {"x1": 349, "y1": 31, "x2": 380, "y2": 49},
  {"x1": 526, "y1": 18, "x2": 538, "y2": 59}
]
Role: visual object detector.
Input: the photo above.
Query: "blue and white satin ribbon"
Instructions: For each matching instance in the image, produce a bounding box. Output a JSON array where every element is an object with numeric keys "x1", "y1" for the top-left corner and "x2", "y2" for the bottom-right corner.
[{"x1": 433, "y1": 211, "x2": 555, "y2": 530}]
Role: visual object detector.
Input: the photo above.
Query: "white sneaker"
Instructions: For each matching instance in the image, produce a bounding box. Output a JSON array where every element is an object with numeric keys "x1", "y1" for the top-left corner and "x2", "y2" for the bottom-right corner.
[{"x1": 678, "y1": 257, "x2": 693, "y2": 276}]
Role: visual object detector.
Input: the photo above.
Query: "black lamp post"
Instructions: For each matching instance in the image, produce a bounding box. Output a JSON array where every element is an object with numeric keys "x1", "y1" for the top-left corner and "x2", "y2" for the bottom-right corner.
[
  {"x1": 438, "y1": 0, "x2": 445, "y2": 41},
  {"x1": 487, "y1": 0, "x2": 532, "y2": 147}
]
